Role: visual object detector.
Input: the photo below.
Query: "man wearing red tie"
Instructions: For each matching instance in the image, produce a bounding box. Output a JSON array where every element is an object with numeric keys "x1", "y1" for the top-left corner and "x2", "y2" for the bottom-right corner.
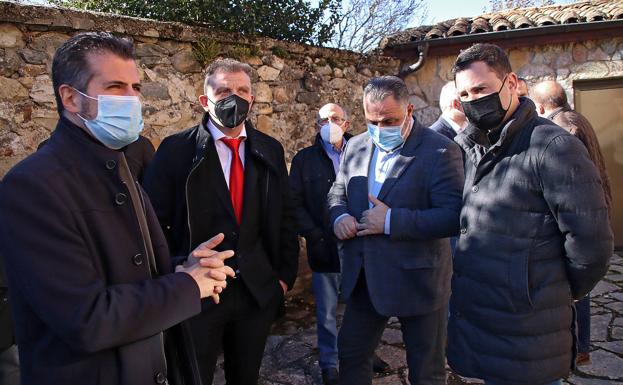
[{"x1": 143, "y1": 58, "x2": 299, "y2": 385}]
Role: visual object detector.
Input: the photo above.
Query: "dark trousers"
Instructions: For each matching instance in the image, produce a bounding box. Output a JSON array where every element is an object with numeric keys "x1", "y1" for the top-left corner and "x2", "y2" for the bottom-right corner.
[
  {"x1": 189, "y1": 278, "x2": 282, "y2": 385},
  {"x1": 338, "y1": 274, "x2": 447, "y2": 385},
  {"x1": 576, "y1": 294, "x2": 591, "y2": 353}
]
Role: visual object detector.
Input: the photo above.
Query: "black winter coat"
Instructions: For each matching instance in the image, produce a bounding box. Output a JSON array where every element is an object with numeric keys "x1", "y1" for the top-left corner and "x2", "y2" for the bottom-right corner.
[
  {"x1": 142, "y1": 116, "x2": 299, "y2": 303},
  {"x1": 0, "y1": 118, "x2": 201, "y2": 385},
  {"x1": 447, "y1": 99, "x2": 613, "y2": 385},
  {"x1": 289, "y1": 133, "x2": 352, "y2": 272}
]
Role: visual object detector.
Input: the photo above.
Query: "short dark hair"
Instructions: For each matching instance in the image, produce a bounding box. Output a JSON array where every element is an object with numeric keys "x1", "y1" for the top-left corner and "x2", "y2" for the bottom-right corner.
[
  {"x1": 363, "y1": 76, "x2": 410, "y2": 105},
  {"x1": 452, "y1": 43, "x2": 512, "y2": 81},
  {"x1": 51, "y1": 32, "x2": 135, "y2": 115}
]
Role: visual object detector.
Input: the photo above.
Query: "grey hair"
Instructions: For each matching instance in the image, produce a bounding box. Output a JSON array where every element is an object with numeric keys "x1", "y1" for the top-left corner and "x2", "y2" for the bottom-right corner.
[
  {"x1": 203, "y1": 58, "x2": 254, "y2": 94},
  {"x1": 363, "y1": 76, "x2": 410, "y2": 105},
  {"x1": 439, "y1": 81, "x2": 458, "y2": 111},
  {"x1": 316, "y1": 103, "x2": 349, "y2": 124}
]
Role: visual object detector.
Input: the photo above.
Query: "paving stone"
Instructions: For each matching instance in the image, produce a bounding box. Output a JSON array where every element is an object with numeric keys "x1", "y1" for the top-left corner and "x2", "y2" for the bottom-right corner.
[
  {"x1": 381, "y1": 327, "x2": 404, "y2": 345},
  {"x1": 567, "y1": 375, "x2": 621, "y2": 385},
  {"x1": 591, "y1": 313, "x2": 612, "y2": 342},
  {"x1": 605, "y1": 302, "x2": 623, "y2": 314},
  {"x1": 375, "y1": 344, "x2": 407, "y2": 370},
  {"x1": 612, "y1": 327, "x2": 623, "y2": 340},
  {"x1": 372, "y1": 374, "x2": 403, "y2": 385},
  {"x1": 606, "y1": 274, "x2": 623, "y2": 282},
  {"x1": 592, "y1": 281, "x2": 620, "y2": 297},
  {"x1": 594, "y1": 340, "x2": 623, "y2": 355},
  {"x1": 576, "y1": 349, "x2": 623, "y2": 380},
  {"x1": 591, "y1": 297, "x2": 613, "y2": 304},
  {"x1": 607, "y1": 292, "x2": 623, "y2": 302}
]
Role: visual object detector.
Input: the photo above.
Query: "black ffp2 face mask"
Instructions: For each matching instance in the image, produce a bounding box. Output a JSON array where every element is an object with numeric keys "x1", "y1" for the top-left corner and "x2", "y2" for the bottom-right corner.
[
  {"x1": 461, "y1": 76, "x2": 511, "y2": 131},
  {"x1": 209, "y1": 94, "x2": 250, "y2": 129}
]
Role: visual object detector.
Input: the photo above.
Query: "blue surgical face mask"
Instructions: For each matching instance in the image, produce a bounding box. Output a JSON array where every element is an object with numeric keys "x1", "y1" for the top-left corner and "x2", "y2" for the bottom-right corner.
[
  {"x1": 367, "y1": 112, "x2": 408, "y2": 152},
  {"x1": 74, "y1": 88, "x2": 144, "y2": 150}
]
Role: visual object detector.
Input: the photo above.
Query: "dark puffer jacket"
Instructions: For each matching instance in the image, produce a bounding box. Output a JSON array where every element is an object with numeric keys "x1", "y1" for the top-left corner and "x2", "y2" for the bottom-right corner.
[{"x1": 447, "y1": 99, "x2": 613, "y2": 385}]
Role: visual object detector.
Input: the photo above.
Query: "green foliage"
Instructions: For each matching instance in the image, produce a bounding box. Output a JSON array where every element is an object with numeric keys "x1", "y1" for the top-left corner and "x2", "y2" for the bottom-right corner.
[
  {"x1": 52, "y1": 0, "x2": 341, "y2": 45},
  {"x1": 226, "y1": 43, "x2": 261, "y2": 61},
  {"x1": 271, "y1": 45, "x2": 291, "y2": 59},
  {"x1": 192, "y1": 38, "x2": 221, "y2": 67}
]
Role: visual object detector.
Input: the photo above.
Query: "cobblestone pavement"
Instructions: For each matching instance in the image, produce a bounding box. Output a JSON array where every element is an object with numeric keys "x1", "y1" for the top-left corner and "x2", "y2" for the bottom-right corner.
[{"x1": 213, "y1": 253, "x2": 623, "y2": 384}]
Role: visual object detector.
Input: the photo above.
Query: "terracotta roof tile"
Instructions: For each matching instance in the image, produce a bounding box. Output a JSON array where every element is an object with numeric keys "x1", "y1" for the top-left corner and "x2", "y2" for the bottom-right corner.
[{"x1": 380, "y1": 0, "x2": 623, "y2": 49}]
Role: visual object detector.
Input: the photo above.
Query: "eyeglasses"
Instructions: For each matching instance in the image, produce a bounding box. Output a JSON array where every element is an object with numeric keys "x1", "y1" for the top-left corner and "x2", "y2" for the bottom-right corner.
[{"x1": 318, "y1": 117, "x2": 346, "y2": 125}]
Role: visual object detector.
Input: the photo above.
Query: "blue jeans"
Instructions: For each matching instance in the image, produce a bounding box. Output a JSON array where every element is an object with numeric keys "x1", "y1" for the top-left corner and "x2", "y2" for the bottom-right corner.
[
  {"x1": 576, "y1": 294, "x2": 591, "y2": 353},
  {"x1": 312, "y1": 271, "x2": 341, "y2": 370},
  {"x1": 486, "y1": 381, "x2": 561, "y2": 385}
]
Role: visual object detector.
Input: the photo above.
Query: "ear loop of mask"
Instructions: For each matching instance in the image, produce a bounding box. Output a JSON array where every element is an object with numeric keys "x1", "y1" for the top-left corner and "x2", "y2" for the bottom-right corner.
[
  {"x1": 499, "y1": 76, "x2": 512, "y2": 112},
  {"x1": 71, "y1": 87, "x2": 98, "y2": 122}
]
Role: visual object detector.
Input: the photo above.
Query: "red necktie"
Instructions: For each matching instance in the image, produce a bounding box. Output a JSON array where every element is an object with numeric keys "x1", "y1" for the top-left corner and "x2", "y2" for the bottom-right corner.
[{"x1": 221, "y1": 137, "x2": 244, "y2": 224}]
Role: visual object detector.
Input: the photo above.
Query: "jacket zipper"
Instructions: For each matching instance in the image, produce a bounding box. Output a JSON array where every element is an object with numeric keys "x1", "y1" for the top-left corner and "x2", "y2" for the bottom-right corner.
[{"x1": 186, "y1": 157, "x2": 205, "y2": 254}]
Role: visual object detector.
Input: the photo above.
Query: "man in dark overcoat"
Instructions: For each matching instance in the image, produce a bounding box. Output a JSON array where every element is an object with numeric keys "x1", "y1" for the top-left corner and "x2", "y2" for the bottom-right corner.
[{"x1": 0, "y1": 32, "x2": 234, "y2": 385}]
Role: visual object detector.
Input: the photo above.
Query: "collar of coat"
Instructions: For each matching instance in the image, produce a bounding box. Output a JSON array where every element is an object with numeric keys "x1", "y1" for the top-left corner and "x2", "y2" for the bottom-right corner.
[
  {"x1": 455, "y1": 97, "x2": 538, "y2": 157},
  {"x1": 546, "y1": 105, "x2": 570, "y2": 121},
  {"x1": 313, "y1": 131, "x2": 354, "y2": 151},
  {"x1": 193, "y1": 113, "x2": 280, "y2": 174},
  {"x1": 50, "y1": 117, "x2": 128, "y2": 166}
]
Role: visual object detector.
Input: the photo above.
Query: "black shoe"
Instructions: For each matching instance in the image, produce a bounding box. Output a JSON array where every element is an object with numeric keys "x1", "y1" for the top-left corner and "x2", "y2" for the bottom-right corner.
[
  {"x1": 372, "y1": 353, "x2": 390, "y2": 374},
  {"x1": 321, "y1": 367, "x2": 339, "y2": 385}
]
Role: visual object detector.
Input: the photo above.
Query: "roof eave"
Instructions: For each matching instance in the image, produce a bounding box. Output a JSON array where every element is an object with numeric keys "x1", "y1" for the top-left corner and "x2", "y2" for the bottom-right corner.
[{"x1": 383, "y1": 19, "x2": 623, "y2": 60}]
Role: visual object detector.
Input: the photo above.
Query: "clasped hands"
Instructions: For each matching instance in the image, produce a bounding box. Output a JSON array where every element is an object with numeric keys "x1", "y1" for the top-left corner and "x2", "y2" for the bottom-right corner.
[
  {"x1": 333, "y1": 195, "x2": 389, "y2": 240},
  {"x1": 176, "y1": 233, "x2": 236, "y2": 304}
]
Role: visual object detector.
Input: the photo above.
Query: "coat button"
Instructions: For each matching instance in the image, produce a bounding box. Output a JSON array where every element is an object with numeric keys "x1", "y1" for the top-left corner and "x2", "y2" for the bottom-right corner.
[
  {"x1": 471, "y1": 185, "x2": 479, "y2": 193},
  {"x1": 105, "y1": 160, "x2": 116, "y2": 170},
  {"x1": 115, "y1": 193, "x2": 127, "y2": 205},
  {"x1": 460, "y1": 227, "x2": 467, "y2": 234},
  {"x1": 231, "y1": 231, "x2": 238, "y2": 239},
  {"x1": 154, "y1": 372, "x2": 166, "y2": 384},
  {"x1": 132, "y1": 253, "x2": 143, "y2": 266}
]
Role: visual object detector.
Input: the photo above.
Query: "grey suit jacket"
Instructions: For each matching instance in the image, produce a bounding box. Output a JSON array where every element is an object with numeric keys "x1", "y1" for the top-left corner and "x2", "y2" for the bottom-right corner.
[{"x1": 328, "y1": 119, "x2": 464, "y2": 317}]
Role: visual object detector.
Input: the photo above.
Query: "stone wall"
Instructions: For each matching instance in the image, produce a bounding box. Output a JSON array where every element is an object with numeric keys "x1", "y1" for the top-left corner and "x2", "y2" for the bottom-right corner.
[
  {"x1": 0, "y1": 1, "x2": 400, "y2": 176},
  {"x1": 404, "y1": 38, "x2": 623, "y2": 126}
]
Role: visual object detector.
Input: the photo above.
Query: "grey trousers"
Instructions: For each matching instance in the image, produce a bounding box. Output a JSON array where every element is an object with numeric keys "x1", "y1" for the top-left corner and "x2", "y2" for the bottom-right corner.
[{"x1": 338, "y1": 276, "x2": 447, "y2": 385}]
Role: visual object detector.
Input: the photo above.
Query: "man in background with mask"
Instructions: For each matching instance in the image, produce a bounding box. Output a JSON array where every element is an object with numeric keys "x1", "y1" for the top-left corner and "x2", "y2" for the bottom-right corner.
[
  {"x1": 0, "y1": 32, "x2": 235, "y2": 385},
  {"x1": 289, "y1": 103, "x2": 390, "y2": 385},
  {"x1": 289, "y1": 103, "x2": 351, "y2": 385},
  {"x1": 447, "y1": 43, "x2": 612, "y2": 385},
  {"x1": 327, "y1": 76, "x2": 464, "y2": 385},
  {"x1": 143, "y1": 58, "x2": 298, "y2": 385}
]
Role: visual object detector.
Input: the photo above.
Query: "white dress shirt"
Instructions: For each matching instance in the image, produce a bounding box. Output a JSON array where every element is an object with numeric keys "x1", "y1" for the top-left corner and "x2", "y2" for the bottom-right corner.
[{"x1": 207, "y1": 119, "x2": 247, "y2": 189}]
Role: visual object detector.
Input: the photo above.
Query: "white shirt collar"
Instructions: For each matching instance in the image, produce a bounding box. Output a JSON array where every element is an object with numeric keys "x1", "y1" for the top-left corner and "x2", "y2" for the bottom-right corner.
[{"x1": 206, "y1": 118, "x2": 247, "y2": 141}]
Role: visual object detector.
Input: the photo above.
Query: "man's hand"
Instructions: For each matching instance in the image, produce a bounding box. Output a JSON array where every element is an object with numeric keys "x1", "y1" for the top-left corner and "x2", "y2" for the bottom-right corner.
[
  {"x1": 334, "y1": 214, "x2": 358, "y2": 240},
  {"x1": 357, "y1": 195, "x2": 389, "y2": 236},
  {"x1": 176, "y1": 233, "x2": 236, "y2": 304},
  {"x1": 279, "y1": 280, "x2": 288, "y2": 295}
]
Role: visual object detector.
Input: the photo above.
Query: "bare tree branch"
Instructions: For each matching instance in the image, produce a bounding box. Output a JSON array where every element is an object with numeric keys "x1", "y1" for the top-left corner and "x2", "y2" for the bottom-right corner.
[{"x1": 331, "y1": 0, "x2": 427, "y2": 53}]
